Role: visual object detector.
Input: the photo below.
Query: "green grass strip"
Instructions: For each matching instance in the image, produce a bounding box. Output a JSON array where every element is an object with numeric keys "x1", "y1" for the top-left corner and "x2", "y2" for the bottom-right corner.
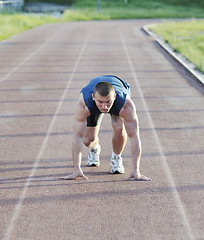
[
  {"x1": 0, "y1": 14, "x2": 58, "y2": 41},
  {"x1": 151, "y1": 20, "x2": 204, "y2": 73}
]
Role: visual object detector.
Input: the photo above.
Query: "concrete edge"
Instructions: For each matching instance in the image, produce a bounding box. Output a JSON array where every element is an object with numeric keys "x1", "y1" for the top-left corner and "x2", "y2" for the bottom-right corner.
[{"x1": 142, "y1": 23, "x2": 204, "y2": 85}]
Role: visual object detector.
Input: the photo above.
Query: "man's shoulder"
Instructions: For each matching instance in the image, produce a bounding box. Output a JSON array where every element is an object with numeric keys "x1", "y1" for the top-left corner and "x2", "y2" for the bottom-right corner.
[
  {"x1": 75, "y1": 94, "x2": 90, "y2": 118},
  {"x1": 121, "y1": 95, "x2": 134, "y2": 108}
]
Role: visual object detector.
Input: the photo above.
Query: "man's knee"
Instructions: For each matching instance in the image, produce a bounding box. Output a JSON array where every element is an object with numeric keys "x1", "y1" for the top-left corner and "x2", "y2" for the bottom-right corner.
[
  {"x1": 111, "y1": 115, "x2": 126, "y2": 135},
  {"x1": 83, "y1": 136, "x2": 97, "y2": 147},
  {"x1": 112, "y1": 123, "x2": 126, "y2": 137}
]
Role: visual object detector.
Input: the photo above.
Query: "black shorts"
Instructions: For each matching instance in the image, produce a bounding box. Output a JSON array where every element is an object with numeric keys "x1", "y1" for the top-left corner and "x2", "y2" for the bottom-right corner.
[{"x1": 87, "y1": 113, "x2": 104, "y2": 127}]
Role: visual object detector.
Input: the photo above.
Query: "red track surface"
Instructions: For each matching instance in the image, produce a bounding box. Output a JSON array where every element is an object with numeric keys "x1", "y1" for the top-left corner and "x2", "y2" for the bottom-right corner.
[{"x1": 0, "y1": 20, "x2": 204, "y2": 240}]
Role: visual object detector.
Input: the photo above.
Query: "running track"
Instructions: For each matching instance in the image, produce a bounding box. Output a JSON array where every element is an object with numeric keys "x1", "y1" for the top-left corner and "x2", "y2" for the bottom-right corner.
[{"x1": 0, "y1": 20, "x2": 204, "y2": 240}]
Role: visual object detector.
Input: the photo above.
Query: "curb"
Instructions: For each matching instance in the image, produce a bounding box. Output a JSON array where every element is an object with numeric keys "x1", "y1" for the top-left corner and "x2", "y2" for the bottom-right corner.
[{"x1": 142, "y1": 24, "x2": 204, "y2": 85}]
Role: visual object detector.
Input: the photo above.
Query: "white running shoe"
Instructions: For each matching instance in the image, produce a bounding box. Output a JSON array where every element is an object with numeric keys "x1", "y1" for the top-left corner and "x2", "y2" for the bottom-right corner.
[
  {"x1": 110, "y1": 155, "x2": 124, "y2": 174},
  {"x1": 87, "y1": 145, "x2": 101, "y2": 167}
]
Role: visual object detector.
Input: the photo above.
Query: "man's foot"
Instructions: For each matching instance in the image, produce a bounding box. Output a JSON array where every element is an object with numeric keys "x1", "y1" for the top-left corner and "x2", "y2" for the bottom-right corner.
[
  {"x1": 110, "y1": 155, "x2": 124, "y2": 174},
  {"x1": 87, "y1": 145, "x2": 101, "y2": 167}
]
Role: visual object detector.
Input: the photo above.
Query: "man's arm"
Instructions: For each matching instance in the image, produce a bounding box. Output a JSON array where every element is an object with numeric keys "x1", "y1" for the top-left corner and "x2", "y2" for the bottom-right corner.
[
  {"x1": 62, "y1": 94, "x2": 89, "y2": 180},
  {"x1": 120, "y1": 97, "x2": 151, "y2": 181}
]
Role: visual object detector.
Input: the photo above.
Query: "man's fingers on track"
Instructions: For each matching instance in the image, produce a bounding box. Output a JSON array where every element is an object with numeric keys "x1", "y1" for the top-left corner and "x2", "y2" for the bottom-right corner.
[
  {"x1": 81, "y1": 174, "x2": 88, "y2": 180},
  {"x1": 61, "y1": 175, "x2": 88, "y2": 180},
  {"x1": 61, "y1": 175, "x2": 75, "y2": 180},
  {"x1": 125, "y1": 175, "x2": 152, "y2": 181},
  {"x1": 140, "y1": 175, "x2": 152, "y2": 181},
  {"x1": 125, "y1": 175, "x2": 133, "y2": 181}
]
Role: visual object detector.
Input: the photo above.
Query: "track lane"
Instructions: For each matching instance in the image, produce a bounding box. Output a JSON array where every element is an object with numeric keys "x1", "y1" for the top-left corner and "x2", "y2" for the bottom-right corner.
[
  {"x1": 0, "y1": 20, "x2": 203, "y2": 240},
  {"x1": 118, "y1": 26, "x2": 194, "y2": 239},
  {"x1": 2, "y1": 23, "x2": 92, "y2": 240}
]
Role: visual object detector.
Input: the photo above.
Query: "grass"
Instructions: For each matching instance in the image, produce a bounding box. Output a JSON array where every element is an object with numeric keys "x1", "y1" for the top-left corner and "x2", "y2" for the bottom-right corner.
[
  {"x1": 62, "y1": 1, "x2": 204, "y2": 20},
  {"x1": 0, "y1": 14, "x2": 58, "y2": 41},
  {"x1": 61, "y1": 8, "x2": 110, "y2": 21},
  {"x1": 151, "y1": 20, "x2": 204, "y2": 73}
]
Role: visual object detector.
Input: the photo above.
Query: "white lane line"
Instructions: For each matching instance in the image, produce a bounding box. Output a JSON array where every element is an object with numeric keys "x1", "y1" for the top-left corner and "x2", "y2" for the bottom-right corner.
[
  {"x1": 118, "y1": 27, "x2": 195, "y2": 240},
  {"x1": 2, "y1": 27, "x2": 92, "y2": 240},
  {"x1": 0, "y1": 26, "x2": 62, "y2": 84}
]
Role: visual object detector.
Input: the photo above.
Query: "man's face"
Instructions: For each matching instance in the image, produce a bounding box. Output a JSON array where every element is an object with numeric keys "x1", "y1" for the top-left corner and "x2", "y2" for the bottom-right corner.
[{"x1": 92, "y1": 91, "x2": 116, "y2": 113}]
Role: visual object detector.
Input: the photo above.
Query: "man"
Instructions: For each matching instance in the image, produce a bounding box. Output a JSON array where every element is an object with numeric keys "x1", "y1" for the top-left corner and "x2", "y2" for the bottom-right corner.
[{"x1": 62, "y1": 75, "x2": 151, "y2": 181}]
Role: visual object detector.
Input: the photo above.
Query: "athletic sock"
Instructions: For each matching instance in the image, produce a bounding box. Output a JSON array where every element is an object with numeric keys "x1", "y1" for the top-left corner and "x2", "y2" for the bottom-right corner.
[
  {"x1": 89, "y1": 144, "x2": 100, "y2": 151},
  {"x1": 112, "y1": 151, "x2": 121, "y2": 159}
]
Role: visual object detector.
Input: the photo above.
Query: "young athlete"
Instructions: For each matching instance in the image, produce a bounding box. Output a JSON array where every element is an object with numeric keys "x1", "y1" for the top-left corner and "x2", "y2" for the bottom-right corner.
[{"x1": 62, "y1": 75, "x2": 151, "y2": 181}]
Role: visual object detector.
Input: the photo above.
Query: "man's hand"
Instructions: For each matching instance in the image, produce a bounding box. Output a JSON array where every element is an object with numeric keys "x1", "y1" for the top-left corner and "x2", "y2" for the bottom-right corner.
[
  {"x1": 125, "y1": 169, "x2": 151, "y2": 181},
  {"x1": 61, "y1": 169, "x2": 88, "y2": 180}
]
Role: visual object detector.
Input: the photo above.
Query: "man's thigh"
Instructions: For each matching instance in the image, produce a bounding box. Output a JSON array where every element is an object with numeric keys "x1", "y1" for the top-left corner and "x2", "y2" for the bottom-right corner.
[
  {"x1": 85, "y1": 113, "x2": 104, "y2": 140},
  {"x1": 111, "y1": 114, "x2": 124, "y2": 128}
]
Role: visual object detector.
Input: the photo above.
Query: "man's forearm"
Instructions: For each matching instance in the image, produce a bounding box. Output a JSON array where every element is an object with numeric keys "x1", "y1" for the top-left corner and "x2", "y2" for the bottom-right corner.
[
  {"x1": 72, "y1": 135, "x2": 83, "y2": 170},
  {"x1": 130, "y1": 135, "x2": 142, "y2": 173},
  {"x1": 126, "y1": 136, "x2": 151, "y2": 181}
]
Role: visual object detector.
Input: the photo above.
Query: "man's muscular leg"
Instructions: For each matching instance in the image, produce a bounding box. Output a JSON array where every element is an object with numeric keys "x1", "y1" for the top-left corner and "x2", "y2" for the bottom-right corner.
[
  {"x1": 110, "y1": 115, "x2": 126, "y2": 173},
  {"x1": 83, "y1": 125, "x2": 100, "y2": 148},
  {"x1": 111, "y1": 115, "x2": 127, "y2": 154},
  {"x1": 84, "y1": 125, "x2": 101, "y2": 167}
]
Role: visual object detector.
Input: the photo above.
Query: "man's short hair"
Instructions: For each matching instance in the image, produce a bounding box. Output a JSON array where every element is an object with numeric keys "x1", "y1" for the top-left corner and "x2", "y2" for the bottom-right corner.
[{"x1": 93, "y1": 82, "x2": 115, "y2": 96}]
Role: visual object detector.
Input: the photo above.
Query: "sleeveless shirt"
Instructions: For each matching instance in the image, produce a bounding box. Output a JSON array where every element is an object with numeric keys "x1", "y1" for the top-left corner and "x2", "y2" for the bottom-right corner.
[{"x1": 81, "y1": 75, "x2": 130, "y2": 116}]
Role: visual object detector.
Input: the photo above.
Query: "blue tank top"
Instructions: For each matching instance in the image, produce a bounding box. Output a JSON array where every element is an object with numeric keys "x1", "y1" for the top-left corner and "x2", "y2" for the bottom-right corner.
[{"x1": 81, "y1": 75, "x2": 130, "y2": 116}]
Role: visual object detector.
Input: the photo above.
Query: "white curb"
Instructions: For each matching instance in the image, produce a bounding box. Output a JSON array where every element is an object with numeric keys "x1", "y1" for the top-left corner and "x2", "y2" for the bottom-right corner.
[{"x1": 142, "y1": 24, "x2": 204, "y2": 85}]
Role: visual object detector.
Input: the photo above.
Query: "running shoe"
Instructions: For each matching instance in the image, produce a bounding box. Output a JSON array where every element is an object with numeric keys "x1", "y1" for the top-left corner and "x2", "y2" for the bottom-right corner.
[
  {"x1": 110, "y1": 155, "x2": 124, "y2": 174},
  {"x1": 87, "y1": 145, "x2": 101, "y2": 167}
]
